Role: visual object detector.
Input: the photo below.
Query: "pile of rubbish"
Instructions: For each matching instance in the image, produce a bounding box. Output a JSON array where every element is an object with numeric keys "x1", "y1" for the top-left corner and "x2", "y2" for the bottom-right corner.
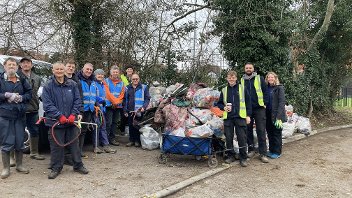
[
  {"x1": 282, "y1": 105, "x2": 312, "y2": 138},
  {"x1": 162, "y1": 83, "x2": 223, "y2": 138},
  {"x1": 139, "y1": 82, "x2": 225, "y2": 150}
]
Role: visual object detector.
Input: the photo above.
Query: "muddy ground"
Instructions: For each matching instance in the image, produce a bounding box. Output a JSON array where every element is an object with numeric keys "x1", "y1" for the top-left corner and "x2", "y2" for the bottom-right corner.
[
  {"x1": 171, "y1": 128, "x2": 352, "y2": 198},
  {"x1": 1, "y1": 128, "x2": 352, "y2": 198}
]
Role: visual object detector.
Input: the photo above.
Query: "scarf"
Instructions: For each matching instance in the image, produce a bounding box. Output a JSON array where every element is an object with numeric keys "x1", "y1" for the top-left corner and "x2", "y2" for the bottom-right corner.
[{"x1": 242, "y1": 72, "x2": 257, "y2": 80}]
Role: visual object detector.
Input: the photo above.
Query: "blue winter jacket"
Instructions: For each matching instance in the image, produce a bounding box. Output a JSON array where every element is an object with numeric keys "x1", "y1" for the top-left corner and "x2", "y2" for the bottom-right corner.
[
  {"x1": 42, "y1": 76, "x2": 81, "y2": 128},
  {"x1": 0, "y1": 73, "x2": 32, "y2": 119},
  {"x1": 123, "y1": 83, "x2": 151, "y2": 113},
  {"x1": 95, "y1": 80, "x2": 107, "y2": 113}
]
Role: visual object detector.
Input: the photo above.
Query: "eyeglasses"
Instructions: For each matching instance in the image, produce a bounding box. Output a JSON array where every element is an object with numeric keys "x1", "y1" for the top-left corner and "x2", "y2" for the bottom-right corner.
[{"x1": 132, "y1": 78, "x2": 139, "y2": 80}]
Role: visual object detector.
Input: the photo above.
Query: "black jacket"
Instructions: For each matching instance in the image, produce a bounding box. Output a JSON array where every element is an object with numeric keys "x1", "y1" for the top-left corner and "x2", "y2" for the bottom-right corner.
[
  {"x1": 217, "y1": 82, "x2": 252, "y2": 119},
  {"x1": 242, "y1": 75, "x2": 267, "y2": 109},
  {"x1": 267, "y1": 84, "x2": 286, "y2": 122},
  {"x1": 0, "y1": 73, "x2": 32, "y2": 119}
]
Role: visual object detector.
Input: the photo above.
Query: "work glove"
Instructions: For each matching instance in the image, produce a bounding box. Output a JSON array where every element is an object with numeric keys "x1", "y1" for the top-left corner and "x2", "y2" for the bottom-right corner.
[
  {"x1": 14, "y1": 95, "x2": 23, "y2": 103},
  {"x1": 58, "y1": 115, "x2": 68, "y2": 125},
  {"x1": 67, "y1": 114, "x2": 76, "y2": 124},
  {"x1": 274, "y1": 119, "x2": 283, "y2": 129},
  {"x1": 4, "y1": 92, "x2": 14, "y2": 98},
  {"x1": 5, "y1": 92, "x2": 17, "y2": 103}
]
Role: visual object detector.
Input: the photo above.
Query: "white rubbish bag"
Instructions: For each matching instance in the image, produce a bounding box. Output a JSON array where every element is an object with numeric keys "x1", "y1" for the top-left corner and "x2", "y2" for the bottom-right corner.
[
  {"x1": 296, "y1": 116, "x2": 312, "y2": 135},
  {"x1": 282, "y1": 122, "x2": 296, "y2": 138},
  {"x1": 139, "y1": 125, "x2": 160, "y2": 150}
]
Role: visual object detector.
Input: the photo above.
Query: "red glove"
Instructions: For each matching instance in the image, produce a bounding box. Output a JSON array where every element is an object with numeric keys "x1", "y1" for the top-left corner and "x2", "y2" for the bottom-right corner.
[
  {"x1": 59, "y1": 115, "x2": 68, "y2": 124},
  {"x1": 68, "y1": 114, "x2": 75, "y2": 124}
]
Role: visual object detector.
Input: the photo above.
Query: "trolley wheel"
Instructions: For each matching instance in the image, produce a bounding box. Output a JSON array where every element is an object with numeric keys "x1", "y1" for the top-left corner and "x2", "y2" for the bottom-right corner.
[
  {"x1": 208, "y1": 156, "x2": 218, "y2": 168},
  {"x1": 195, "y1": 156, "x2": 202, "y2": 161},
  {"x1": 158, "y1": 154, "x2": 167, "y2": 164}
]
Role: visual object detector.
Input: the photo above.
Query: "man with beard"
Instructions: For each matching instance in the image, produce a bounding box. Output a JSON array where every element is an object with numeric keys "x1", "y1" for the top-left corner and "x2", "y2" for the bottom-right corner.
[
  {"x1": 241, "y1": 63, "x2": 269, "y2": 163},
  {"x1": 0, "y1": 57, "x2": 32, "y2": 179}
]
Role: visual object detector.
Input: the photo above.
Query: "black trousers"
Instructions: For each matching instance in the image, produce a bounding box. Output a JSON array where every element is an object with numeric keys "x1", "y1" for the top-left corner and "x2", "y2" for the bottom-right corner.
[
  {"x1": 119, "y1": 109, "x2": 128, "y2": 133},
  {"x1": 49, "y1": 126, "x2": 83, "y2": 171},
  {"x1": 81, "y1": 111, "x2": 93, "y2": 136},
  {"x1": 224, "y1": 117, "x2": 248, "y2": 161},
  {"x1": 128, "y1": 113, "x2": 142, "y2": 143},
  {"x1": 106, "y1": 107, "x2": 121, "y2": 141},
  {"x1": 247, "y1": 107, "x2": 267, "y2": 155},
  {"x1": 266, "y1": 110, "x2": 282, "y2": 155}
]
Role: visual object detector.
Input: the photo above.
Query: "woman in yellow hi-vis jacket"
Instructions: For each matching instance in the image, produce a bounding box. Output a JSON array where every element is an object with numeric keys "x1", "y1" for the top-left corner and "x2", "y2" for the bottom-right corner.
[{"x1": 217, "y1": 70, "x2": 252, "y2": 167}]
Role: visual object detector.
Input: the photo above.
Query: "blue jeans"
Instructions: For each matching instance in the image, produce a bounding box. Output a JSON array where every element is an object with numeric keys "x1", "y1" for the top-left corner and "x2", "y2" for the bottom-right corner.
[{"x1": 25, "y1": 112, "x2": 39, "y2": 137}]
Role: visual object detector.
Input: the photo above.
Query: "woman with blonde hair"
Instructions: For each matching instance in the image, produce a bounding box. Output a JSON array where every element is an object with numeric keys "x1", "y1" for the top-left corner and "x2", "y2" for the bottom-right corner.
[{"x1": 264, "y1": 72, "x2": 286, "y2": 159}]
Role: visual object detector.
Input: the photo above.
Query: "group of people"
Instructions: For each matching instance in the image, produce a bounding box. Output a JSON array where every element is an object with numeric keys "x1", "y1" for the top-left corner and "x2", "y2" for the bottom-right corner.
[
  {"x1": 0, "y1": 57, "x2": 150, "y2": 179},
  {"x1": 217, "y1": 63, "x2": 286, "y2": 167},
  {"x1": 0, "y1": 57, "x2": 285, "y2": 181}
]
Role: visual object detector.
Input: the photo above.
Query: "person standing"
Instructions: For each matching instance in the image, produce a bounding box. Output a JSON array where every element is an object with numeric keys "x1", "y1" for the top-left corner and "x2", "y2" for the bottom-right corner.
[
  {"x1": 120, "y1": 65, "x2": 134, "y2": 136},
  {"x1": 123, "y1": 73, "x2": 150, "y2": 147},
  {"x1": 77, "y1": 63, "x2": 97, "y2": 157},
  {"x1": 0, "y1": 57, "x2": 32, "y2": 179},
  {"x1": 217, "y1": 70, "x2": 252, "y2": 167},
  {"x1": 93, "y1": 69, "x2": 116, "y2": 154},
  {"x1": 104, "y1": 66, "x2": 125, "y2": 146},
  {"x1": 64, "y1": 59, "x2": 82, "y2": 94},
  {"x1": 63, "y1": 60, "x2": 82, "y2": 165},
  {"x1": 265, "y1": 72, "x2": 286, "y2": 159},
  {"x1": 120, "y1": 64, "x2": 134, "y2": 86},
  {"x1": 17, "y1": 57, "x2": 45, "y2": 160},
  {"x1": 241, "y1": 63, "x2": 269, "y2": 163},
  {"x1": 42, "y1": 62, "x2": 88, "y2": 179}
]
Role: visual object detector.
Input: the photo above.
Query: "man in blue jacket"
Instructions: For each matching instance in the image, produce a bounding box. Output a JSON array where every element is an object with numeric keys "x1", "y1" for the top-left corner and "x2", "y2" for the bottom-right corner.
[
  {"x1": 42, "y1": 62, "x2": 88, "y2": 179},
  {"x1": 77, "y1": 63, "x2": 97, "y2": 157},
  {"x1": 123, "y1": 73, "x2": 150, "y2": 147},
  {"x1": 0, "y1": 57, "x2": 32, "y2": 179}
]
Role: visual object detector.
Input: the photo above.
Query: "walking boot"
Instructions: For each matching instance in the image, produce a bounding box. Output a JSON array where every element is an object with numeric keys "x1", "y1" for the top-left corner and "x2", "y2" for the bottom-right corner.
[
  {"x1": 30, "y1": 137, "x2": 45, "y2": 160},
  {"x1": 102, "y1": 146, "x2": 116, "y2": 154},
  {"x1": 48, "y1": 170, "x2": 60, "y2": 179},
  {"x1": 10, "y1": 151, "x2": 15, "y2": 167},
  {"x1": 15, "y1": 151, "x2": 29, "y2": 174},
  {"x1": 1, "y1": 151, "x2": 10, "y2": 179}
]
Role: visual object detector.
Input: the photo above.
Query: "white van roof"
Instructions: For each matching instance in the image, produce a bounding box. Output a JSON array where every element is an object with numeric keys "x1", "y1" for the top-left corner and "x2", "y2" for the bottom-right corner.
[{"x1": 0, "y1": 55, "x2": 52, "y2": 73}]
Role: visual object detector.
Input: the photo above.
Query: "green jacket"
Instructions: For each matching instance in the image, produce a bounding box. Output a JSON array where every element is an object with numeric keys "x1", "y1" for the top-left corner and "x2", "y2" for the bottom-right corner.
[{"x1": 120, "y1": 74, "x2": 129, "y2": 86}]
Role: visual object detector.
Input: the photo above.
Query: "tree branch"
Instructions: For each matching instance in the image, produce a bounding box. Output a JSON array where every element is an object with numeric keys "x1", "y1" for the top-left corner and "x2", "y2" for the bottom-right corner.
[{"x1": 307, "y1": 0, "x2": 335, "y2": 52}]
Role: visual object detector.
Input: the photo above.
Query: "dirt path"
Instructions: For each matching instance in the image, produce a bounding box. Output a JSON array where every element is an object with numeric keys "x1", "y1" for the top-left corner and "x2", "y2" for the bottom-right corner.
[
  {"x1": 1, "y1": 128, "x2": 351, "y2": 198},
  {"x1": 0, "y1": 145, "x2": 211, "y2": 198},
  {"x1": 171, "y1": 128, "x2": 352, "y2": 198}
]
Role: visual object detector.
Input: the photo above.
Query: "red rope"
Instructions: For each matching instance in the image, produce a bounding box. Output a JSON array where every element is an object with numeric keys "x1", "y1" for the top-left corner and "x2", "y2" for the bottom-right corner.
[{"x1": 51, "y1": 121, "x2": 81, "y2": 147}]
